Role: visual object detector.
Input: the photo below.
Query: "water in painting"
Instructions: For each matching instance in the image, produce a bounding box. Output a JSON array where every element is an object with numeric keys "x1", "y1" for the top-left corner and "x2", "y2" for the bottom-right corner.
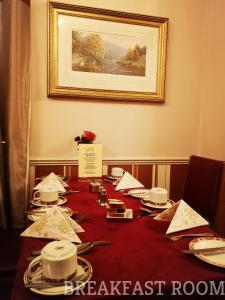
[{"x1": 72, "y1": 30, "x2": 147, "y2": 77}]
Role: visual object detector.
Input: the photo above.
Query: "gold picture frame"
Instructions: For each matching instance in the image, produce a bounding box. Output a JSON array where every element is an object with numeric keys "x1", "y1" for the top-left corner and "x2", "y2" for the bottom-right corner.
[{"x1": 48, "y1": 1, "x2": 168, "y2": 103}]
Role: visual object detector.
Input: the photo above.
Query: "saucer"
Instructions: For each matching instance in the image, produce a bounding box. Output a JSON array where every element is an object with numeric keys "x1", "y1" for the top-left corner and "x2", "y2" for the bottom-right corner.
[
  {"x1": 30, "y1": 196, "x2": 67, "y2": 207},
  {"x1": 107, "y1": 209, "x2": 133, "y2": 220},
  {"x1": 27, "y1": 206, "x2": 74, "y2": 222},
  {"x1": 141, "y1": 199, "x2": 174, "y2": 209},
  {"x1": 127, "y1": 189, "x2": 150, "y2": 198},
  {"x1": 24, "y1": 256, "x2": 93, "y2": 296}
]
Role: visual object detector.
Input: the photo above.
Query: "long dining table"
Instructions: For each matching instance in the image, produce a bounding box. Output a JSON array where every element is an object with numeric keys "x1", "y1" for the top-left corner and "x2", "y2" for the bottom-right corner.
[{"x1": 11, "y1": 177, "x2": 225, "y2": 299}]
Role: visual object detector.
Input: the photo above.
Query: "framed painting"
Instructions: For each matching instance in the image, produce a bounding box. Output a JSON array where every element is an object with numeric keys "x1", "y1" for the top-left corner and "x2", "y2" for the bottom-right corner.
[{"x1": 48, "y1": 2, "x2": 168, "y2": 102}]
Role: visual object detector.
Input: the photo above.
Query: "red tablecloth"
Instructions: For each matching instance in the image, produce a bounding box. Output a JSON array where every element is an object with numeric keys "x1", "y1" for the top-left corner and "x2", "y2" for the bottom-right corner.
[{"x1": 11, "y1": 178, "x2": 225, "y2": 299}]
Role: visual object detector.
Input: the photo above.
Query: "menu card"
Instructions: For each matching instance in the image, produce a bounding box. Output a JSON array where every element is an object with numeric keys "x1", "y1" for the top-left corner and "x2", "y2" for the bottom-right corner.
[{"x1": 78, "y1": 144, "x2": 102, "y2": 178}]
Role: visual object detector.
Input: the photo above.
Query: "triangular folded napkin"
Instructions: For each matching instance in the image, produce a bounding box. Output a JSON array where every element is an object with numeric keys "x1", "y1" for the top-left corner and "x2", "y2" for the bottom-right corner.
[
  {"x1": 154, "y1": 199, "x2": 209, "y2": 234},
  {"x1": 21, "y1": 206, "x2": 83, "y2": 243},
  {"x1": 34, "y1": 172, "x2": 66, "y2": 192},
  {"x1": 115, "y1": 172, "x2": 144, "y2": 191}
]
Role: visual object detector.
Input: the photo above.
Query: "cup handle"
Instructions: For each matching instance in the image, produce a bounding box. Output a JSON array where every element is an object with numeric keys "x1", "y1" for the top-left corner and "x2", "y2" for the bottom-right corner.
[
  {"x1": 33, "y1": 191, "x2": 40, "y2": 199},
  {"x1": 27, "y1": 255, "x2": 42, "y2": 277}
]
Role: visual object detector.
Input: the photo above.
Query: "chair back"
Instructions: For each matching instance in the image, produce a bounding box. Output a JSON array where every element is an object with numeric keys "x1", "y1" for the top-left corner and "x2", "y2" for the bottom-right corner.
[
  {"x1": 214, "y1": 162, "x2": 225, "y2": 235},
  {"x1": 183, "y1": 155, "x2": 223, "y2": 225}
]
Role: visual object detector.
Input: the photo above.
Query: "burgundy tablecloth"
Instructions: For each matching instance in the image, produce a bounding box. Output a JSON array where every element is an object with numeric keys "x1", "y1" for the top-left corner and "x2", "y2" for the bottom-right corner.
[{"x1": 11, "y1": 178, "x2": 225, "y2": 299}]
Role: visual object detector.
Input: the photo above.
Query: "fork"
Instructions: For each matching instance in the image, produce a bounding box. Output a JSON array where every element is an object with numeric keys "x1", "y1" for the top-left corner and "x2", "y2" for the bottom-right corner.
[{"x1": 166, "y1": 232, "x2": 214, "y2": 241}]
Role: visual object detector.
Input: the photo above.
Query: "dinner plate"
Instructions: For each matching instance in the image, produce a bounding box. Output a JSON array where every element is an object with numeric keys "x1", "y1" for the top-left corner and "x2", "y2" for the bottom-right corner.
[
  {"x1": 189, "y1": 237, "x2": 225, "y2": 268},
  {"x1": 141, "y1": 199, "x2": 174, "y2": 209},
  {"x1": 127, "y1": 189, "x2": 150, "y2": 198},
  {"x1": 23, "y1": 256, "x2": 93, "y2": 296},
  {"x1": 30, "y1": 196, "x2": 67, "y2": 207},
  {"x1": 27, "y1": 206, "x2": 74, "y2": 222}
]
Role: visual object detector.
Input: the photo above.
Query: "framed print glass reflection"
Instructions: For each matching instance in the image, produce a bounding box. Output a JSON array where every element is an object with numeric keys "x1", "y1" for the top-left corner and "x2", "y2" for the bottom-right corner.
[{"x1": 48, "y1": 2, "x2": 168, "y2": 102}]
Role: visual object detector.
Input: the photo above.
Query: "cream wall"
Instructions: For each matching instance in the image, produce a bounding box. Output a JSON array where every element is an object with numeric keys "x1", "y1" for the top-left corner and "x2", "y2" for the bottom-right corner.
[
  {"x1": 30, "y1": 0, "x2": 206, "y2": 161},
  {"x1": 198, "y1": 0, "x2": 225, "y2": 161}
]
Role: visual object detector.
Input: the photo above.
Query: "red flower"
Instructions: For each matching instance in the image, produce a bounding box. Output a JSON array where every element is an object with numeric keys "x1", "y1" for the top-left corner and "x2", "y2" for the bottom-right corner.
[
  {"x1": 83, "y1": 131, "x2": 96, "y2": 142},
  {"x1": 74, "y1": 130, "x2": 96, "y2": 144}
]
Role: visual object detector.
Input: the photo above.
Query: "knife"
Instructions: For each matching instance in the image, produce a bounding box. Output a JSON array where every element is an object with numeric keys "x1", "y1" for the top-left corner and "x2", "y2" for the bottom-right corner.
[
  {"x1": 183, "y1": 246, "x2": 225, "y2": 254},
  {"x1": 30, "y1": 241, "x2": 111, "y2": 256}
]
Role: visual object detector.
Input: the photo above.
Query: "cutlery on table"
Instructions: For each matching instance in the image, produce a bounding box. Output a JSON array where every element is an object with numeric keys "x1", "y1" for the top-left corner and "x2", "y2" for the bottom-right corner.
[
  {"x1": 166, "y1": 232, "x2": 214, "y2": 241},
  {"x1": 138, "y1": 207, "x2": 160, "y2": 217},
  {"x1": 183, "y1": 246, "x2": 225, "y2": 255},
  {"x1": 60, "y1": 190, "x2": 80, "y2": 195},
  {"x1": 77, "y1": 241, "x2": 111, "y2": 255},
  {"x1": 139, "y1": 207, "x2": 155, "y2": 214},
  {"x1": 27, "y1": 241, "x2": 112, "y2": 261},
  {"x1": 25, "y1": 268, "x2": 91, "y2": 289},
  {"x1": 25, "y1": 209, "x2": 78, "y2": 215}
]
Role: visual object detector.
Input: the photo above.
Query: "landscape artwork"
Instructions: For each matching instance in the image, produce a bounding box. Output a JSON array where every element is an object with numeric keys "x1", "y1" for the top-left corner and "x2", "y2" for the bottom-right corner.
[{"x1": 72, "y1": 30, "x2": 147, "y2": 77}]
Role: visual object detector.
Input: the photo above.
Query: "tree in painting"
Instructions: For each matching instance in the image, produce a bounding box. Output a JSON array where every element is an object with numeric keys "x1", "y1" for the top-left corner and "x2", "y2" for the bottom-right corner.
[
  {"x1": 117, "y1": 44, "x2": 146, "y2": 75},
  {"x1": 82, "y1": 34, "x2": 106, "y2": 72},
  {"x1": 72, "y1": 30, "x2": 146, "y2": 76},
  {"x1": 72, "y1": 31, "x2": 105, "y2": 73}
]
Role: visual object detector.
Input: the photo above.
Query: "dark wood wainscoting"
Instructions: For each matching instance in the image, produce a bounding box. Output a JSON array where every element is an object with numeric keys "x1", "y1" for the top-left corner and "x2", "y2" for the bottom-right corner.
[{"x1": 30, "y1": 159, "x2": 189, "y2": 202}]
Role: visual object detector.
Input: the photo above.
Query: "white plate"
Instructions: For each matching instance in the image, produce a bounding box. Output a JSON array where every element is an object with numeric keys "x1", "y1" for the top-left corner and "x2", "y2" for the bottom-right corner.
[
  {"x1": 107, "y1": 209, "x2": 133, "y2": 220},
  {"x1": 27, "y1": 206, "x2": 74, "y2": 222},
  {"x1": 127, "y1": 189, "x2": 150, "y2": 198},
  {"x1": 141, "y1": 199, "x2": 174, "y2": 209},
  {"x1": 23, "y1": 256, "x2": 93, "y2": 296},
  {"x1": 189, "y1": 237, "x2": 225, "y2": 268},
  {"x1": 30, "y1": 196, "x2": 67, "y2": 207}
]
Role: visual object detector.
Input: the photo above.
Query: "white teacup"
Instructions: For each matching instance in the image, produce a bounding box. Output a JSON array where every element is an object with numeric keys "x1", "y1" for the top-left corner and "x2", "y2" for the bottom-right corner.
[
  {"x1": 143, "y1": 187, "x2": 168, "y2": 206},
  {"x1": 28, "y1": 240, "x2": 77, "y2": 281},
  {"x1": 111, "y1": 167, "x2": 124, "y2": 178},
  {"x1": 33, "y1": 187, "x2": 59, "y2": 204}
]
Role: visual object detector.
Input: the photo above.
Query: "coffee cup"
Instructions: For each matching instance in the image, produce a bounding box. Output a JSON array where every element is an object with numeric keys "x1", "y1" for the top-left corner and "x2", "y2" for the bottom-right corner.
[
  {"x1": 111, "y1": 167, "x2": 124, "y2": 178},
  {"x1": 33, "y1": 187, "x2": 59, "y2": 204},
  {"x1": 143, "y1": 187, "x2": 168, "y2": 206},
  {"x1": 27, "y1": 240, "x2": 77, "y2": 281}
]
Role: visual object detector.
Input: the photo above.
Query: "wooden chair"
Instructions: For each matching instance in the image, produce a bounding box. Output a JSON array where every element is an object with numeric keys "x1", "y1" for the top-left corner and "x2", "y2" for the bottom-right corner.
[
  {"x1": 214, "y1": 162, "x2": 225, "y2": 235},
  {"x1": 183, "y1": 155, "x2": 224, "y2": 232}
]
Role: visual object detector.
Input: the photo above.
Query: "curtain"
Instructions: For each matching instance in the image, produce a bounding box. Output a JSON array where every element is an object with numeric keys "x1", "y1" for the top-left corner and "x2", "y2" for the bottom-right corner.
[{"x1": 0, "y1": 0, "x2": 30, "y2": 228}]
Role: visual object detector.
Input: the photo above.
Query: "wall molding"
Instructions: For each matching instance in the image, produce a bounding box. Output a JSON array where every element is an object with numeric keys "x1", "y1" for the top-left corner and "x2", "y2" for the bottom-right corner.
[{"x1": 29, "y1": 157, "x2": 189, "y2": 166}]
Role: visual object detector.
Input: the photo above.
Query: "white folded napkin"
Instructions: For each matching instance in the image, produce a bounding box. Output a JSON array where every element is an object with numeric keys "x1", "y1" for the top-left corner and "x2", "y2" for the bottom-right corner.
[
  {"x1": 21, "y1": 206, "x2": 82, "y2": 243},
  {"x1": 34, "y1": 172, "x2": 66, "y2": 192},
  {"x1": 154, "y1": 199, "x2": 209, "y2": 234},
  {"x1": 115, "y1": 172, "x2": 144, "y2": 191}
]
